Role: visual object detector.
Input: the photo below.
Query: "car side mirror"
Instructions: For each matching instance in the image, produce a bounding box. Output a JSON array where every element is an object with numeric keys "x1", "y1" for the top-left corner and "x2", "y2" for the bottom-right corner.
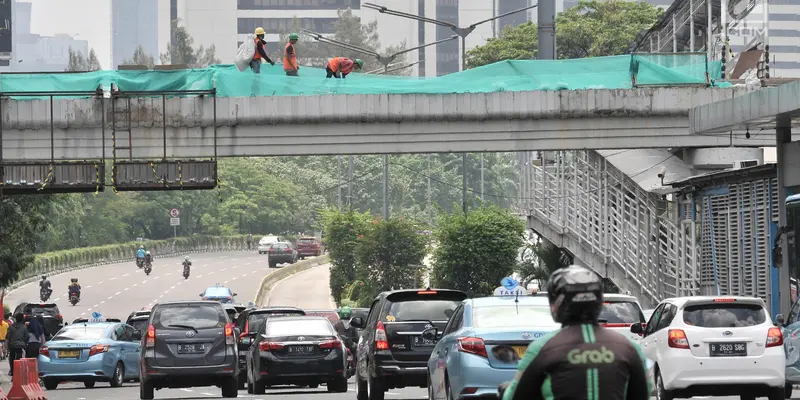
[
  {"x1": 132, "y1": 330, "x2": 142, "y2": 341},
  {"x1": 776, "y1": 314, "x2": 786, "y2": 326},
  {"x1": 350, "y1": 317, "x2": 364, "y2": 329},
  {"x1": 422, "y1": 327, "x2": 439, "y2": 341},
  {"x1": 233, "y1": 293, "x2": 238, "y2": 297},
  {"x1": 199, "y1": 293, "x2": 204, "y2": 297},
  {"x1": 630, "y1": 323, "x2": 644, "y2": 334}
]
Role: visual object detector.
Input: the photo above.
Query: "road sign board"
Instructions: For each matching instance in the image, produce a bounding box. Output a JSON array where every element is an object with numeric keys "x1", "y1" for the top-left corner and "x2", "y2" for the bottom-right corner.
[
  {"x1": 169, "y1": 208, "x2": 180, "y2": 218},
  {"x1": 170, "y1": 217, "x2": 180, "y2": 226}
]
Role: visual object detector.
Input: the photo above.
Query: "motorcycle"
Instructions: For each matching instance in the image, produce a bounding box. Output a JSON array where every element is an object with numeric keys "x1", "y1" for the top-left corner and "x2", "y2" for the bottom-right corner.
[
  {"x1": 40, "y1": 288, "x2": 52, "y2": 302},
  {"x1": 346, "y1": 348, "x2": 355, "y2": 378},
  {"x1": 69, "y1": 292, "x2": 80, "y2": 306},
  {"x1": 182, "y1": 265, "x2": 190, "y2": 279},
  {"x1": 144, "y1": 261, "x2": 152, "y2": 275}
]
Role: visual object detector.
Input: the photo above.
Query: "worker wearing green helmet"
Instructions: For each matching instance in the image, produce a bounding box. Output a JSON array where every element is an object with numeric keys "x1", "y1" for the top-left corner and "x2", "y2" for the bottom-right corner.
[
  {"x1": 325, "y1": 57, "x2": 363, "y2": 79},
  {"x1": 283, "y1": 33, "x2": 300, "y2": 76}
]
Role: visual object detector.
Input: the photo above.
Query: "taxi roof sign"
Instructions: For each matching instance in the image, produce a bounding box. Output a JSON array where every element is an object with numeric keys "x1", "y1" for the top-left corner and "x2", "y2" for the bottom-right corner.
[{"x1": 493, "y1": 286, "x2": 529, "y2": 297}]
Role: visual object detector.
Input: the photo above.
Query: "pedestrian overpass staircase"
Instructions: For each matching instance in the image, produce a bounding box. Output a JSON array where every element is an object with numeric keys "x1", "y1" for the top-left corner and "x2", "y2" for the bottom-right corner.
[{"x1": 517, "y1": 149, "x2": 777, "y2": 308}]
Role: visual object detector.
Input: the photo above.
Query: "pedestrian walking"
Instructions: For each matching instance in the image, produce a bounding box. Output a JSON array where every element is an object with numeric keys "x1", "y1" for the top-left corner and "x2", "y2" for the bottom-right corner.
[{"x1": 5, "y1": 314, "x2": 28, "y2": 376}]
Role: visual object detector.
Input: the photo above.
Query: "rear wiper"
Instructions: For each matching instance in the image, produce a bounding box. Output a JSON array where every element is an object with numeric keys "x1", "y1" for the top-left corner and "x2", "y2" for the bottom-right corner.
[
  {"x1": 597, "y1": 319, "x2": 608, "y2": 324},
  {"x1": 167, "y1": 324, "x2": 198, "y2": 333}
]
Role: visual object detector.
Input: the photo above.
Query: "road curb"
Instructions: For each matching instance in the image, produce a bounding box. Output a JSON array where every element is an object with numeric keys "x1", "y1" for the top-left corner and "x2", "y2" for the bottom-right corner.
[{"x1": 254, "y1": 255, "x2": 330, "y2": 306}]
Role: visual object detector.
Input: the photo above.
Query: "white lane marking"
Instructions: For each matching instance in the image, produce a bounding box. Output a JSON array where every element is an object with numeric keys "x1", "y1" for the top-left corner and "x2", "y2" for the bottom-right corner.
[
  {"x1": 109, "y1": 277, "x2": 116, "y2": 281},
  {"x1": 115, "y1": 291, "x2": 121, "y2": 296},
  {"x1": 97, "y1": 281, "x2": 104, "y2": 284},
  {"x1": 107, "y1": 296, "x2": 113, "y2": 300},
  {"x1": 100, "y1": 301, "x2": 105, "y2": 304},
  {"x1": 142, "y1": 280, "x2": 148, "y2": 284},
  {"x1": 123, "y1": 273, "x2": 130, "y2": 277},
  {"x1": 220, "y1": 268, "x2": 227, "y2": 272},
  {"x1": 80, "y1": 312, "x2": 86, "y2": 316},
  {"x1": 159, "y1": 294, "x2": 164, "y2": 298},
  {"x1": 197, "y1": 275, "x2": 203, "y2": 278},
  {"x1": 244, "y1": 262, "x2": 252, "y2": 266},
  {"x1": 86, "y1": 285, "x2": 92, "y2": 289},
  {"x1": 170, "y1": 286, "x2": 176, "y2": 290},
  {"x1": 52, "y1": 298, "x2": 60, "y2": 302},
  {"x1": 223, "y1": 280, "x2": 229, "y2": 284},
  {"x1": 153, "y1": 276, "x2": 159, "y2": 280},
  {"x1": 166, "y1": 272, "x2": 172, "y2": 276},
  {"x1": 93, "y1": 304, "x2": 99, "y2": 308},
  {"x1": 124, "y1": 287, "x2": 129, "y2": 291}
]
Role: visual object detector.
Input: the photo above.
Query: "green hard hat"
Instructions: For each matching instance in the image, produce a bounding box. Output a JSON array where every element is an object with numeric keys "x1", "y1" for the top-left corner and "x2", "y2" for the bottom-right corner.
[
  {"x1": 289, "y1": 33, "x2": 299, "y2": 40},
  {"x1": 355, "y1": 59, "x2": 364, "y2": 68},
  {"x1": 339, "y1": 307, "x2": 352, "y2": 318}
]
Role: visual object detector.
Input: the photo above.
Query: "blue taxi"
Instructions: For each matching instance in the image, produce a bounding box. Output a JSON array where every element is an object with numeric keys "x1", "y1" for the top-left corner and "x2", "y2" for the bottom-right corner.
[
  {"x1": 200, "y1": 284, "x2": 238, "y2": 304},
  {"x1": 425, "y1": 295, "x2": 560, "y2": 399}
]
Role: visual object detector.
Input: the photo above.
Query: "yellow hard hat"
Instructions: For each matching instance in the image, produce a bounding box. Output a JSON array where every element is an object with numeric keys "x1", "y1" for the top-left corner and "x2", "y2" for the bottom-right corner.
[{"x1": 254, "y1": 27, "x2": 265, "y2": 35}]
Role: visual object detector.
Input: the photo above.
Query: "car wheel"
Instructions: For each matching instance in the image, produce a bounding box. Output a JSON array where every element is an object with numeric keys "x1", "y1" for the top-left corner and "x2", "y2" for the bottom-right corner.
[
  {"x1": 445, "y1": 376, "x2": 455, "y2": 400},
  {"x1": 427, "y1": 373, "x2": 435, "y2": 400},
  {"x1": 237, "y1": 372, "x2": 246, "y2": 390},
  {"x1": 740, "y1": 396, "x2": 756, "y2": 400},
  {"x1": 367, "y1": 372, "x2": 386, "y2": 400},
  {"x1": 309, "y1": 383, "x2": 319, "y2": 389},
  {"x1": 655, "y1": 370, "x2": 673, "y2": 400},
  {"x1": 140, "y1": 380, "x2": 155, "y2": 400},
  {"x1": 221, "y1": 377, "x2": 238, "y2": 398},
  {"x1": 327, "y1": 377, "x2": 348, "y2": 393},
  {"x1": 246, "y1": 370, "x2": 254, "y2": 394},
  {"x1": 253, "y1": 378, "x2": 267, "y2": 395},
  {"x1": 768, "y1": 384, "x2": 789, "y2": 400},
  {"x1": 110, "y1": 362, "x2": 124, "y2": 387},
  {"x1": 84, "y1": 381, "x2": 96, "y2": 388},
  {"x1": 356, "y1": 371, "x2": 368, "y2": 400},
  {"x1": 42, "y1": 379, "x2": 58, "y2": 390}
]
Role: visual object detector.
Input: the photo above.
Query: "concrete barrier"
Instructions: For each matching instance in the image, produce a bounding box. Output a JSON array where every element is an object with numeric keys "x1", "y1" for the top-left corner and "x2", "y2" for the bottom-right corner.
[{"x1": 253, "y1": 255, "x2": 330, "y2": 306}]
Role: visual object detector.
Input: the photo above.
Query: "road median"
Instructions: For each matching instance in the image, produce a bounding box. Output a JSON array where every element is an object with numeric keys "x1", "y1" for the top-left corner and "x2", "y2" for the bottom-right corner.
[{"x1": 254, "y1": 255, "x2": 330, "y2": 306}]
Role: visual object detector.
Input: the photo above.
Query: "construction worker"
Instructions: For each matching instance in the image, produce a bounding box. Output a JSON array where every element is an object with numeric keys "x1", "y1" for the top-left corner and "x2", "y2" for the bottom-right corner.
[
  {"x1": 326, "y1": 57, "x2": 363, "y2": 79},
  {"x1": 251, "y1": 27, "x2": 275, "y2": 74},
  {"x1": 284, "y1": 33, "x2": 300, "y2": 76}
]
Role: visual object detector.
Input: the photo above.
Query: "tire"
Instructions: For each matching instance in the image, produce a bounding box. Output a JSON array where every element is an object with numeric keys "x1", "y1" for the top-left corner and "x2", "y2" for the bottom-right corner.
[
  {"x1": 309, "y1": 383, "x2": 319, "y2": 388},
  {"x1": 43, "y1": 379, "x2": 58, "y2": 390},
  {"x1": 427, "y1": 373, "x2": 434, "y2": 400},
  {"x1": 655, "y1": 370, "x2": 673, "y2": 400},
  {"x1": 253, "y1": 379, "x2": 266, "y2": 395},
  {"x1": 221, "y1": 377, "x2": 238, "y2": 398},
  {"x1": 356, "y1": 372, "x2": 368, "y2": 400},
  {"x1": 84, "y1": 381, "x2": 96, "y2": 388},
  {"x1": 368, "y1": 373, "x2": 386, "y2": 400},
  {"x1": 110, "y1": 362, "x2": 124, "y2": 387},
  {"x1": 269, "y1": 262, "x2": 276, "y2": 268},
  {"x1": 246, "y1": 371, "x2": 254, "y2": 394},
  {"x1": 766, "y1": 385, "x2": 788, "y2": 400},
  {"x1": 238, "y1": 373, "x2": 246, "y2": 390},
  {"x1": 327, "y1": 377, "x2": 348, "y2": 393},
  {"x1": 786, "y1": 382, "x2": 794, "y2": 399},
  {"x1": 140, "y1": 380, "x2": 155, "y2": 400}
]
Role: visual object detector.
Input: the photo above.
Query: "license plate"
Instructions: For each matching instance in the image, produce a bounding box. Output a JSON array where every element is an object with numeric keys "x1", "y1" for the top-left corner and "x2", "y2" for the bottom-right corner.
[
  {"x1": 709, "y1": 342, "x2": 747, "y2": 357},
  {"x1": 58, "y1": 350, "x2": 80, "y2": 358},
  {"x1": 512, "y1": 346, "x2": 528, "y2": 359},
  {"x1": 177, "y1": 343, "x2": 205, "y2": 354},
  {"x1": 288, "y1": 345, "x2": 315, "y2": 354},
  {"x1": 413, "y1": 336, "x2": 436, "y2": 347}
]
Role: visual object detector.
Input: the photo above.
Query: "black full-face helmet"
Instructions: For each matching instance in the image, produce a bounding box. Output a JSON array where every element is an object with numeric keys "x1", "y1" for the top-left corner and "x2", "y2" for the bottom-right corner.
[{"x1": 546, "y1": 265, "x2": 604, "y2": 325}]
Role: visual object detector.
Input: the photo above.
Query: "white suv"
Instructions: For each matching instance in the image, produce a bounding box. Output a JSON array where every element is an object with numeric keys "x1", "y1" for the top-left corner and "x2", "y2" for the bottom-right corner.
[
  {"x1": 633, "y1": 296, "x2": 785, "y2": 400},
  {"x1": 599, "y1": 293, "x2": 647, "y2": 342}
]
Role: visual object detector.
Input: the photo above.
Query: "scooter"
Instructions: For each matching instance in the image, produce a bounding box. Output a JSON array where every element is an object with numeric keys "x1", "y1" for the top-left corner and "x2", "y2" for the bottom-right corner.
[
  {"x1": 69, "y1": 292, "x2": 80, "y2": 306},
  {"x1": 346, "y1": 348, "x2": 355, "y2": 378},
  {"x1": 40, "y1": 288, "x2": 52, "y2": 302},
  {"x1": 144, "y1": 261, "x2": 152, "y2": 275},
  {"x1": 182, "y1": 266, "x2": 190, "y2": 279}
]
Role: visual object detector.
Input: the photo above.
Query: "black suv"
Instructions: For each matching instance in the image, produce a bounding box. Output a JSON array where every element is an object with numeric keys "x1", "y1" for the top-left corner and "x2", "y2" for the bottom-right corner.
[
  {"x1": 139, "y1": 301, "x2": 239, "y2": 399},
  {"x1": 15, "y1": 302, "x2": 63, "y2": 339},
  {"x1": 351, "y1": 289, "x2": 467, "y2": 400},
  {"x1": 234, "y1": 306, "x2": 305, "y2": 388}
]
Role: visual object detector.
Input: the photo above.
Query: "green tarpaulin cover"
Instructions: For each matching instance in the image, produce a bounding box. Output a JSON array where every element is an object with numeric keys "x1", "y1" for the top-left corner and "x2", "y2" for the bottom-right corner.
[{"x1": 0, "y1": 54, "x2": 728, "y2": 100}]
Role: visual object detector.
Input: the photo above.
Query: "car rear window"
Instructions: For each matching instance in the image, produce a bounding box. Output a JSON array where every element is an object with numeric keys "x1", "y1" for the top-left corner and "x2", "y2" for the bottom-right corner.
[
  {"x1": 249, "y1": 311, "x2": 305, "y2": 333},
  {"x1": 385, "y1": 299, "x2": 461, "y2": 322},
  {"x1": 682, "y1": 303, "x2": 767, "y2": 327},
  {"x1": 26, "y1": 305, "x2": 59, "y2": 316},
  {"x1": 305, "y1": 310, "x2": 339, "y2": 324},
  {"x1": 266, "y1": 319, "x2": 333, "y2": 336},
  {"x1": 473, "y1": 305, "x2": 559, "y2": 328},
  {"x1": 298, "y1": 238, "x2": 316, "y2": 244},
  {"x1": 52, "y1": 326, "x2": 107, "y2": 341},
  {"x1": 260, "y1": 236, "x2": 279, "y2": 244},
  {"x1": 271, "y1": 243, "x2": 289, "y2": 249},
  {"x1": 130, "y1": 319, "x2": 148, "y2": 332},
  {"x1": 204, "y1": 287, "x2": 232, "y2": 297},
  {"x1": 599, "y1": 301, "x2": 644, "y2": 324},
  {"x1": 152, "y1": 304, "x2": 227, "y2": 330}
]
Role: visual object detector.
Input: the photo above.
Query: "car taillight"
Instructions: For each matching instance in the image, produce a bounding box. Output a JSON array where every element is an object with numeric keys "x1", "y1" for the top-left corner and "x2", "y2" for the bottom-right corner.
[
  {"x1": 225, "y1": 323, "x2": 234, "y2": 345},
  {"x1": 600, "y1": 323, "x2": 632, "y2": 328},
  {"x1": 319, "y1": 339, "x2": 342, "y2": 349},
  {"x1": 259, "y1": 342, "x2": 284, "y2": 351},
  {"x1": 667, "y1": 329, "x2": 690, "y2": 349},
  {"x1": 89, "y1": 344, "x2": 109, "y2": 357},
  {"x1": 285, "y1": 248, "x2": 292, "y2": 253},
  {"x1": 375, "y1": 321, "x2": 389, "y2": 350},
  {"x1": 767, "y1": 327, "x2": 784, "y2": 347},
  {"x1": 39, "y1": 346, "x2": 50, "y2": 357},
  {"x1": 146, "y1": 324, "x2": 156, "y2": 348},
  {"x1": 457, "y1": 337, "x2": 488, "y2": 358},
  {"x1": 56, "y1": 314, "x2": 62, "y2": 320}
]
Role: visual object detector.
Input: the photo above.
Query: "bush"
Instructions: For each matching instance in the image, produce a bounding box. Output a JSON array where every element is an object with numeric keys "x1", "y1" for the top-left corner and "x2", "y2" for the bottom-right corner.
[
  {"x1": 431, "y1": 205, "x2": 525, "y2": 297},
  {"x1": 320, "y1": 208, "x2": 372, "y2": 304},
  {"x1": 355, "y1": 216, "x2": 428, "y2": 296}
]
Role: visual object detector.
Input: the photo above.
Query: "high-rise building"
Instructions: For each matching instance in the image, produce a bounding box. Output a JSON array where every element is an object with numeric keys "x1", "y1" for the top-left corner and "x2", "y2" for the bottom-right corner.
[{"x1": 111, "y1": 0, "x2": 162, "y2": 68}]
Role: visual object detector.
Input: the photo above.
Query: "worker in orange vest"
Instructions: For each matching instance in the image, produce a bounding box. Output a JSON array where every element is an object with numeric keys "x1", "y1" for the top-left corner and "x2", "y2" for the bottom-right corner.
[
  {"x1": 326, "y1": 57, "x2": 364, "y2": 79},
  {"x1": 283, "y1": 33, "x2": 300, "y2": 76},
  {"x1": 251, "y1": 27, "x2": 276, "y2": 74}
]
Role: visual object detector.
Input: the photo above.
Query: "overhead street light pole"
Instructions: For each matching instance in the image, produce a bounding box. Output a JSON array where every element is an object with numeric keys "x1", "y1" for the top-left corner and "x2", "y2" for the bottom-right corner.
[{"x1": 363, "y1": 3, "x2": 538, "y2": 214}]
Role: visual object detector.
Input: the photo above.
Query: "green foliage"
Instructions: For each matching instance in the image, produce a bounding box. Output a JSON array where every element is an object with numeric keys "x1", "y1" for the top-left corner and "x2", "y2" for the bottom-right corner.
[
  {"x1": 465, "y1": 0, "x2": 663, "y2": 68},
  {"x1": 67, "y1": 47, "x2": 102, "y2": 71},
  {"x1": 160, "y1": 20, "x2": 221, "y2": 67},
  {"x1": 0, "y1": 197, "x2": 53, "y2": 287},
  {"x1": 320, "y1": 208, "x2": 372, "y2": 303},
  {"x1": 431, "y1": 205, "x2": 525, "y2": 296},
  {"x1": 123, "y1": 45, "x2": 156, "y2": 69},
  {"x1": 355, "y1": 216, "x2": 428, "y2": 295},
  {"x1": 516, "y1": 240, "x2": 574, "y2": 287}
]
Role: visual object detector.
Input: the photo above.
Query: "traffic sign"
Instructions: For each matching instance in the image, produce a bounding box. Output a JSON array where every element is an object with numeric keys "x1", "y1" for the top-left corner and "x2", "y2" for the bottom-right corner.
[
  {"x1": 169, "y1": 208, "x2": 180, "y2": 218},
  {"x1": 170, "y1": 217, "x2": 181, "y2": 226}
]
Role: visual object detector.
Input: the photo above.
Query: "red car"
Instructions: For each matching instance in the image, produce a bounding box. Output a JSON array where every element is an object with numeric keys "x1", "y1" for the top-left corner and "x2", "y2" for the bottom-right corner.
[{"x1": 296, "y1": 236, "x2": 324, "y2": 259}]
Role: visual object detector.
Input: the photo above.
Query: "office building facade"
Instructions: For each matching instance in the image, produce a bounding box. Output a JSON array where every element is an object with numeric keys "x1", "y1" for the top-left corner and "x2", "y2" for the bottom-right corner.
[{"x1": 111, "y1": 0, "x2": 163, "y2": 68}]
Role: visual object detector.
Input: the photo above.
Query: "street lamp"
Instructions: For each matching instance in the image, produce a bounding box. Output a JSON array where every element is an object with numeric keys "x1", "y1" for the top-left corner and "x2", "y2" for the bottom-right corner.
[{"x1": 301, "y1": 29, "x2": 457, "y2": 73}]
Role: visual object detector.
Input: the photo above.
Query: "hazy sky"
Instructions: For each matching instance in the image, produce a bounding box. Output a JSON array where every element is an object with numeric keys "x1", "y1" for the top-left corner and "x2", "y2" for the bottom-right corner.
[{"x1": 28, "y1": 0, "x2": 111, "y2": 69}]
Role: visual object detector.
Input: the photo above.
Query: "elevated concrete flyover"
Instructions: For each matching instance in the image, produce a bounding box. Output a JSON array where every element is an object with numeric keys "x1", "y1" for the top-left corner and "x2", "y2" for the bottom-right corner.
[{"x1": 0, "y1": 87, "x2": 773, "y2": 161}]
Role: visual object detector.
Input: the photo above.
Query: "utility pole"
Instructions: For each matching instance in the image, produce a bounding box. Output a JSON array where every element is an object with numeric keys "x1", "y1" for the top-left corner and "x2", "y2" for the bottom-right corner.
[
  {"x1": 427, "y1": 154, "x2": 432, "y2": 224},
  {"x1": 480, "y1": 153, "x2": 485, "y2": 201},
  {"x1": 383, "y1": 155, "x2": 390, "y2": 219},
  {"x1": 337, "y1": 155, "x2": 343, "y2": 209},
  {"x1": 538, "y1": 0, "x2": 557, "y2": 60},
  {"x1": 462, "y1": 153, "x2": 468, "y2": 214},
  {"x1": 347, "y1": 155, "x2": 353, "y2": 208}
]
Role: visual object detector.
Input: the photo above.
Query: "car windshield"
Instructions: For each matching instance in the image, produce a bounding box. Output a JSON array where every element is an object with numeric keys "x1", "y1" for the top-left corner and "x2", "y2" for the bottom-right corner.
[
  {"x1": 204, "y1": 287, "x2": 232, "y2": 298},
  {"x1": 249, "y1": 312, "x2": 304, "y2": 333},
  {"x1": 129, "y1": 319, "x2": 148, "y2": 332},
  {"x1": 385, "y1": 300, "x2": 461, "y2": 322},
  {"x1": 473, "y1": 305, "x2": 559, "y2": 328},
  {"x1": 52, "y1": 326, "x2": 107, "y2": 341},
  {"x1": 152, "y1": 304, "x2": 227, "y2": 330},
  {"x1": 266, "y1": 319, "x2": 333, "y2": 336},
  {"x1": 600, "y1": 301, "x2": 644, "y2": 324},
  {"x1": 682, "y1": 303, "x2": 767, "y2": 327}
]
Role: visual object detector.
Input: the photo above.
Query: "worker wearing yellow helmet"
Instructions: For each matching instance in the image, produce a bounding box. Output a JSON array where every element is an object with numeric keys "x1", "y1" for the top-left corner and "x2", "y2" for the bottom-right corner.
[
  {"x1": 325, "y1": 57, "x2": 364, "y2": 79},
  {"x1": 250, "y1": 27, "x2": 275, "y2": 74}
]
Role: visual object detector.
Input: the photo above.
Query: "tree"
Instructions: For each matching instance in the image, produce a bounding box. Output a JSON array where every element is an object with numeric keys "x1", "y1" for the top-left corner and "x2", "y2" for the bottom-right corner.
[
  {"x1": 0, "y1": 197, "x2": 52, "y2": 287},
  {"x1": 320, "y1": 208, "x2": 372, "y2": 304},
  {"x1": 464, "y1": 0, "x2": 663, "y2": 68},
  {"x1": 280, "y1": 10, "x2": 410, "y2": 75},
  {"x1": 67, "y1": 47, "x2": 101, "y2": 71},
  {"x1": 160, "y1": 20, "x2": 221, "y2": 67},
  {"x1": 355, "y1": 217, "x2": 427, "y2": 296},
  {"x1": 123, "y1": 45, "x2": 156, "y2": 69},
  {"x1": 431, "y1": 205, "x2": 525, "y2": 296}
]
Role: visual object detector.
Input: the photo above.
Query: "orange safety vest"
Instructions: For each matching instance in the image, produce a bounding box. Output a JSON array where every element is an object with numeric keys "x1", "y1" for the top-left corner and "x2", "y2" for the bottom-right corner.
[
  {"x1": 253, "y1": 38, "x2": 262, "y2": 60},
  {"x1": 283, "y1": 42, "x2": 297, "y2": 71},
  {"x1": 329, "y1": 57, "x2": 355, "y2": 75}
]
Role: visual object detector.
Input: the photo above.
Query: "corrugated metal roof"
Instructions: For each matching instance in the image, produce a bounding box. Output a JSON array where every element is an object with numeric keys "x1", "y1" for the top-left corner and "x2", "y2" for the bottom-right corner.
[{"x1": 597, "y1": 149, "x2": 695, "y2": 194}]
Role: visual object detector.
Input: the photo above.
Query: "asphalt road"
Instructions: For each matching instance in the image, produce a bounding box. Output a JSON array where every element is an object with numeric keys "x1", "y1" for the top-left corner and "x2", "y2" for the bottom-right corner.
[{"x1": 0, "y1": 253, "x2": 796, "y2": 399}]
